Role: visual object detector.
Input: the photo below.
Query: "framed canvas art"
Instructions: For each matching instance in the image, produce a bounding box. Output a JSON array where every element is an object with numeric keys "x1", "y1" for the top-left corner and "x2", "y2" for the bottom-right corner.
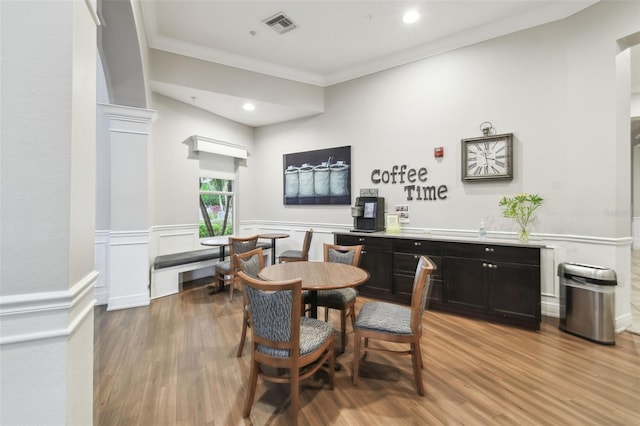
[{"x1": 283, "y1": 146, "x2": 351, "y2": 205}]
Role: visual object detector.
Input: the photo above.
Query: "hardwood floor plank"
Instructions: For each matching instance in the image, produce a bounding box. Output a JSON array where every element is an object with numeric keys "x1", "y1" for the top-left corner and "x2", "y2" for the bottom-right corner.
[{"x1": 95, "y1": 278, "x2": 640, "y2": 425}]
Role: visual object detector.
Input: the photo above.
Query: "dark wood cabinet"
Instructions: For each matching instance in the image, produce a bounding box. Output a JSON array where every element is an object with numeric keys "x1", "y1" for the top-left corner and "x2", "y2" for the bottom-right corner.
[
  {"x1": 335, "y1": 232, "x2": 542, "y2": 330},
  {"x1": 393, "y1": 238, "x2": 443, "y2": 306},
  {"x1": 335, "y1": 234, "x2": 393, "y2": 301},
  {"x1": 443, "y1": 242, "x2": 541, "y2": 329}
]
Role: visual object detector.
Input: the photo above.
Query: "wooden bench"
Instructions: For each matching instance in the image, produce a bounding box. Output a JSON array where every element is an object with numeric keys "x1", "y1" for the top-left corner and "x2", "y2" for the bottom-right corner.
[{"x1": 150, "y1": 242, "x2": 272, "y2": 299}]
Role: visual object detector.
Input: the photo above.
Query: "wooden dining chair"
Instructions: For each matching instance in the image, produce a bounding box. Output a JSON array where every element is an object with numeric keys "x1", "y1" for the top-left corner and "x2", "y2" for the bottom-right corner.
[
  {"x1": 237, "y1": 270, "x2": 335, "y2": 426},
  {"x1": 215, "y1": 235, "x2": 259, "y2": 301},
  {"x1": 232, "y1": 247, "x2": 265, "y2": 357},
  {"x1": 316, "y1": 243, "x2": 363, "y2": 353},
  {"x1": 352, "y1": 255, "x2": 435, "y2": 396},
  {"x1": 279, "y1": 228, "x2": 313, "y2": 263}
]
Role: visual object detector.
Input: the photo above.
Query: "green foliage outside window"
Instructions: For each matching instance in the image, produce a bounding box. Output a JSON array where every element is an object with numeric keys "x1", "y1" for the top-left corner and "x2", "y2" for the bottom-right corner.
[{"x1": 199, "y1": 177, "x2": 233, "y2": 237}]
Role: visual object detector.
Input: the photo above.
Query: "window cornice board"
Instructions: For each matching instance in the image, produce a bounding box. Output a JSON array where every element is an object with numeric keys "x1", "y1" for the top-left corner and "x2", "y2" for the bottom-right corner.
[{"x1": 188, "y1": 135, "x2": 248, "y2": 159}]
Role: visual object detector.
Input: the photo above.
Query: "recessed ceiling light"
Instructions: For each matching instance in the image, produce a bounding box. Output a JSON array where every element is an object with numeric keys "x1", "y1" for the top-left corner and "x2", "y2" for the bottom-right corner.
[
  {"x1": 403, "y1": 10, "x2": 420, "y2": 24},
  {"x1": 243, "y1": 103, "x2": 255, "y2": 111}
]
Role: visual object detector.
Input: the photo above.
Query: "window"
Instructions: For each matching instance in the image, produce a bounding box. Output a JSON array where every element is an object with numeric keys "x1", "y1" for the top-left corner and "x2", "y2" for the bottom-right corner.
[{"x1": 199, "y1": 177, "x2": 234, "y2": 237}]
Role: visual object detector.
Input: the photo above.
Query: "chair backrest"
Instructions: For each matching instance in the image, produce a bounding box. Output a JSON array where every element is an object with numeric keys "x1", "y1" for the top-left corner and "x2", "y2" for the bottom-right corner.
[
  {"x1": 300, "y1": 229, "x2": 313, "y2": 259},
  {"x1": 229, "y1": 235, "x2": 259, "y2": 258},
  {"x1": 237, "y1": 270, "x2": 303, "y2": 359},
  {"x1": 232, "y1": 247, "x2": 265, "y2": 279},
  {"x1": 410, "y1": 256, "x2": 436, "y2": 334},
  {"x1": 323, "y1": 243, "x2": 363, "y2": 267}
]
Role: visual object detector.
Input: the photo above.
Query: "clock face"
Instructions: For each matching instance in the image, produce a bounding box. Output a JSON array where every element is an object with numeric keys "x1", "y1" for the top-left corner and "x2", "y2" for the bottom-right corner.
[{"x1": 461, "y1": 134, "x2": 513, "y2": 181}]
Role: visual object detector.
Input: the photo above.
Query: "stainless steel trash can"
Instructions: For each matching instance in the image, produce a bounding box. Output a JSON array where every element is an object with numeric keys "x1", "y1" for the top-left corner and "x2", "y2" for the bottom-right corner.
[{"x1": 558, "y1": 262, "x2": 616, "y2": 345}]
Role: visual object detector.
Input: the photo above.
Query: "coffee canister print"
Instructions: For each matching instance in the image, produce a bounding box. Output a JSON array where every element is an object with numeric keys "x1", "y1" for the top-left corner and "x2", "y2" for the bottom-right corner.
[
  {"x1": 284, "y1": 165, "x2": 299, "y2": 198},
  {"x1": 313, "y1": 162, "x2": 330, "y2": 196},
  {"x1": 298, "y1": 163, "x2": 315, "y2": 197},
  {"x1": 329, "y1": 161, "x2": 349, "y2": 196}
]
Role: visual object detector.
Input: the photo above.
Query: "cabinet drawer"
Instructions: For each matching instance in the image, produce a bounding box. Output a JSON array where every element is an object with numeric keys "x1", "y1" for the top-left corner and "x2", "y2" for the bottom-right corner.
[
  {"x1": 395, "y1": 274, "x2": 443, "y2": 305},
  {"x1": 335, "y1": 234, "x2": 361, "y2": 246},
  {"x1": 394, "y1": 253, "x2": 442, "y2": 279},
  {"x1": 394, "y1": 238, "x2": 442, "y2": 256},
  {"x1": 336, "y1": 234, "x2": 392, "y2": 251},
  {"x1": 444, "y1": 242, "x2": 539, "y2": 265}
]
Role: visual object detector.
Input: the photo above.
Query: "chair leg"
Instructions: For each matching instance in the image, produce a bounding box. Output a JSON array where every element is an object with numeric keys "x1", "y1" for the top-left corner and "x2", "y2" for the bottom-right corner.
[
  {"x1": 324, "y1": 307, "x2": 329, "y2": 322},
  {"x1": 328, "y1": 345, "x2": 335, "y2": 389},
  {"x1": 290, "y1": 369, "x2": 300, "y2": 426},
  {"x1": 412, "y1": 341, "x2": 425, "y2": 396},
  {"x1": 228, "y1": 273, "x2": 236, "y2": 302},
  {"x1": 236, "y1": 309, "x2": 248, "y2": 358},
  {"x1": 349, "y1": 306, "x2": 356, "y2": 330},
  {"x1": 243, "y1": 358, "x2": 259, "y2": 417},
  {"x1": 352, "y1": 331, "x2": 361, "y2": 385},
  {"x1": 340, "y1": 309, "x2": 347, "y2": 354}
]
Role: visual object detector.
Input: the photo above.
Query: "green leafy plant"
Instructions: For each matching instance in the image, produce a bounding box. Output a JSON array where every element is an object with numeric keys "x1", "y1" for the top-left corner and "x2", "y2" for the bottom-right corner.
[{"x1": 499, "y1": 193, "x2": 543, "y2": 241}]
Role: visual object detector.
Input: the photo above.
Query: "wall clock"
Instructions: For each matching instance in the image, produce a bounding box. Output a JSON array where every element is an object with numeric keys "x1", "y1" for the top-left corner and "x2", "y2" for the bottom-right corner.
[{"x1": 461, "y1": 133, "x2": 513, "y2": 181}]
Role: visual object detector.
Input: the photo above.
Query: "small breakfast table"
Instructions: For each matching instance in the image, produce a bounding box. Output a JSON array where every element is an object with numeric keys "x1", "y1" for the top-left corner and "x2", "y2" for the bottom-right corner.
[
  {"x1": 258, "y1": 261, "x2": 370, "y2": 319},
  {"x1": 200, "y1": 236, "x2": 231, "y2": 294},
  {"x1": 201, "y1": 236, "x2": 231, "y2": 260},
  {"x1": 258, "y1": 233, "x2": 290, "y2": 265}
]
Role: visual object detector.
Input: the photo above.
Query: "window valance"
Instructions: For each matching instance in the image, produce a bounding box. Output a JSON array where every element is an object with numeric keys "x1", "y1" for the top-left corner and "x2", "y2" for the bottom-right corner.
[{"x1": 189, "y1": 135, "x2": 248, "y2": 159}]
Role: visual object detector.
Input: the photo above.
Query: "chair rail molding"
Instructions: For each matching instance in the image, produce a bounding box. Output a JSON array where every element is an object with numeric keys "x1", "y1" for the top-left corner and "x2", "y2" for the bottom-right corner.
[
  {"x1": 0, "y1": 271, "x2": 98, "y2": 345},
  {"x1": 242, "y1": 219, "x2": 632, "y2": 330}
]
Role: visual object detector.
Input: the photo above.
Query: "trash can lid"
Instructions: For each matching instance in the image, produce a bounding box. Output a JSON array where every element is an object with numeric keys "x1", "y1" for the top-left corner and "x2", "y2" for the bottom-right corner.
[{"x1": 557, "y1": 262, "x2": 617, "y2": 285}]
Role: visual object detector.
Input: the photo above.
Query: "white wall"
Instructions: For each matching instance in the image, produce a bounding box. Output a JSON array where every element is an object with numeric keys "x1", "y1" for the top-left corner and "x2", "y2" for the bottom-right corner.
[
  {"x1": 236, "y1": 1, "x2": 638, "y2": 329},
  {"x1": 1, "y1": 0, "x2": 98, "y2": 424},
  {"x1": 143, "y1": 2, "x2": 639, "y2": 327},
  {"x1": 150, "y1": 93, "x2": 254, "y2": 228},
  {"x1": 248, "y1": 2, "x2": 639, "y2": 239}
]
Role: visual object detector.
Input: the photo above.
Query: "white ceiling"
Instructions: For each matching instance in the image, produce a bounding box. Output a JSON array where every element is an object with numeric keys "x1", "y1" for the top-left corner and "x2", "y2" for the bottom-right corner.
[{"x1": 139, "y1": 1, "x2": 622, "y2": 127}]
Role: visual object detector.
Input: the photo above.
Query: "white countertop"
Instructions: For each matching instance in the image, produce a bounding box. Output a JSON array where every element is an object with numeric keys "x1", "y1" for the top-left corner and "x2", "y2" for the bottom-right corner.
[{"x1": 339, "y1": 230, "x2": 547, "y2": 248}]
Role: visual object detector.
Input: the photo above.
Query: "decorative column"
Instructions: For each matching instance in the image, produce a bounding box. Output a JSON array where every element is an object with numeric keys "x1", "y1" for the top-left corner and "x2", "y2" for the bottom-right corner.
[{"x1": 98, "y1": 104, "x2": 156, "y2": 310}]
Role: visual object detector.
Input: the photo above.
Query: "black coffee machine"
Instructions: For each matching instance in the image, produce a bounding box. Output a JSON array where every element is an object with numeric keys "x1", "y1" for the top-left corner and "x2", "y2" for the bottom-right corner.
[{"x1": 351, "y1": 197, "x2": 385, "y2": 232}]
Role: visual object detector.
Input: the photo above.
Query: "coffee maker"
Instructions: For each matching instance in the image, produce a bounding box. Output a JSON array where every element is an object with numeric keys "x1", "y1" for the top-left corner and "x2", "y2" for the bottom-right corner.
[{"x1": 351, "y1": 197, "x2": 385, "y2": 232}]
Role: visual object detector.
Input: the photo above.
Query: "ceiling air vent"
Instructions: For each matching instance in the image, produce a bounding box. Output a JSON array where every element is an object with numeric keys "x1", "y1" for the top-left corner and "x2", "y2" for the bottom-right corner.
[{"x1": 263, "y1": 12, "x2": 298, "y2": 35}]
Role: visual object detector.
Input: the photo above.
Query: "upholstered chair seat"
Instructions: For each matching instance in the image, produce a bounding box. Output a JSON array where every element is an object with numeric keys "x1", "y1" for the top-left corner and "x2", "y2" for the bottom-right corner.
[
  {"x1": 238, "y1": 270, "x2": 335, "y2": 426},
  {"x1": 315, "y1": 243, "x2": 363, "y2": 352},
  {"x1": 352, "y1": 256, "x2": 435, "y2": 396},
  {"x1": 355, "y1": 301, "x2": 413, "y2": 335},
  {"x1": 215, "y1": 235, "x2": 259, "y2": 301},
  {"x1": 279, "y1": 229, "x2": 313, "y2": 263}
]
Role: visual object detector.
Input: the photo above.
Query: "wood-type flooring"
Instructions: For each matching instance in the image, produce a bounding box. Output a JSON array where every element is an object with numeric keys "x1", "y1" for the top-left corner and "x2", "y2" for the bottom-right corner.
[{"x1": 94, "y1": 277, "x2": 640, "y2": 426}]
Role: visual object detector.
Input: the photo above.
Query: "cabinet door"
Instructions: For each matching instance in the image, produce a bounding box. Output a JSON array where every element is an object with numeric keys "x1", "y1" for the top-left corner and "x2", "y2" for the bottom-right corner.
[
  {"x1": 489, "y1": 262, "x2": 540, "y2": 324},
  {"x1": 444, "y1": 257, "x2": 488, "y2": 311},
  {"x1": 360, "y1": 249, "x2": 393, "y2": 298},
  {"x1": 394, "y1": 253, "x2": 443, "y2": 304},
  {"x1": 335, "y1": 233, "x2": 393, "y2": 299}
]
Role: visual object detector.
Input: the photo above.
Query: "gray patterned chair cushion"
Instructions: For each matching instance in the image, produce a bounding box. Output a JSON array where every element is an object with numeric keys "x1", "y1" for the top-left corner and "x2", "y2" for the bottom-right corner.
[
  {"x1": 279, "y1": 249, "x2": 302, "y2": 259},
  {"x1": 355, "y1": 301, "x2": 413, "y2": 335},
  {"x1": 244, "y1": 285, "x2": 333, "y2": 358},
  {"x1": 315, "y1": 288, "x2": 356, "y2": 308},
  {"x1": 316, "y1": 248, "x2": 358, "y2": 308},
  {"x1": 327, "y1": 248, "x2": 356, "y2": 265},
  {"x1": 215, "y1": 260, "x2": 231, "y2": 273},
  {"x1": 258, "y1": 318, "x2": 334, "y2": 358},
  {"x1": 239, "y1": 254, "x2": 261, "y2": 278},
  {"x1": 232, "y1": 239, "x2": 258, "y2": 254}
]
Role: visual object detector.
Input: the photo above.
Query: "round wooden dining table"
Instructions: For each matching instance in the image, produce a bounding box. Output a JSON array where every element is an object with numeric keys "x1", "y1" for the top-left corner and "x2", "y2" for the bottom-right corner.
[{"x1": 258, "y1": 261, "x2": 370, "y2": 319}]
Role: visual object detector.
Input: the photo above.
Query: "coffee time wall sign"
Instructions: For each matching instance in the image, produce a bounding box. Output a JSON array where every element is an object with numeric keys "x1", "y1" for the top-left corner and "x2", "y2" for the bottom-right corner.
[{"x1": 370, "y1": 164, "x2": 448, "y2": 201}]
